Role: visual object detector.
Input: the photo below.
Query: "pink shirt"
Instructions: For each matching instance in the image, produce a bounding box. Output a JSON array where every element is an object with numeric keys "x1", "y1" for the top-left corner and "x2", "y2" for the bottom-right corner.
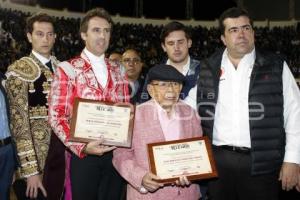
[{"x1": 155, "y1": 100, "x2": 181, "y2": 141}]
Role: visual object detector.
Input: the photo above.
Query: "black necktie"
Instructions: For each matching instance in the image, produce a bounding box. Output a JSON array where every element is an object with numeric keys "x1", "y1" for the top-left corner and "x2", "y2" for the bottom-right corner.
[{"x1": 45, "y1": 61, "x2": 54, "y2": 73}]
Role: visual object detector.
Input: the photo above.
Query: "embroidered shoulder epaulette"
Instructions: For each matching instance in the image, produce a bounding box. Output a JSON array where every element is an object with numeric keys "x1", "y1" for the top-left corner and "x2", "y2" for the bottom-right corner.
[
  {"x1": 69, "y1": 57, "x2": 85, "y2": 70},
  {"x1": 58, "y1": 61, "x2": 76, "y2": 80},
  {"x1": 6, "y1": 57, "x2": 41, "y2": 82}
]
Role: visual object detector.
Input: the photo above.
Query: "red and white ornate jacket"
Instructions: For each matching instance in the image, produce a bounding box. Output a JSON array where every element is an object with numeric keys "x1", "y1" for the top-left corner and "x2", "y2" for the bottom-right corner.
[{"x1": 48, "y1": 51, "x2": 130, "y2": 158}]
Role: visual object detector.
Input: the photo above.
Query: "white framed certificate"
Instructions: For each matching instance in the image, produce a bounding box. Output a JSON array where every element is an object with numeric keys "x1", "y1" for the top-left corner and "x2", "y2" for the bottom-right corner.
[
  {"x1": 69, "y1": 98, "x2": 134, "y2": 147},
  {"x1": 147, "y1": 136, "x2": 218, "y2": 183}
]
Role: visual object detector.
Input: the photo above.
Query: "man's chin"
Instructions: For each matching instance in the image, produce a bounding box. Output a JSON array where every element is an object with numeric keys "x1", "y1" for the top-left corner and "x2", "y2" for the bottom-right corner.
[
  {"x1": 171, "y1": 57, "x2": 185, "y2": 64},
  {"x1": 161, "y1": 101, "x2": 177, "y2": 108}
]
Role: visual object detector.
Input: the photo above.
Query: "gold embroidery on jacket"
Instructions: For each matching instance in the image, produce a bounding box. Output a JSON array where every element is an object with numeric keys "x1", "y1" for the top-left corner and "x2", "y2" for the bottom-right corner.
[
  {"x1": 6, "y1": 57, "x2": 40, "y2": 82},
  {"x1": 5, "y1": 54, "x2": 58, "y2": 178}
]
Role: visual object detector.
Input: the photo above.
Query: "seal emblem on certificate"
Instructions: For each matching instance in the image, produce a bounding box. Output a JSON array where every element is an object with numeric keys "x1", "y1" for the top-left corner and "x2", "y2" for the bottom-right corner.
[
  {"x1": 148, "y1": 136, "x2": 218, "y2": 183},
  {"x1": 69, "y1": 98, "x2": 134, "y2": 147}
]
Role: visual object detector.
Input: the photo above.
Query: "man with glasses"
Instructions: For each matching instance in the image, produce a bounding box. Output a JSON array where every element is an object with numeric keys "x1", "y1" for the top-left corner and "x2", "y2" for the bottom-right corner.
[
  {"x1": 108, "y1": 51, "x2": 122, "y2": 67},
  {"x1": 196, "y1": 7, "x2": 300, "y2": 200},
  {"x1": 121, "y1": 48, "x2": 146, "y2": 104},
  {"x1": 113, "y1": 64, "x2": 202, "y2": 200},
  {"x1": 48, "y1": 8, "x2": 129, "y2": 200}
]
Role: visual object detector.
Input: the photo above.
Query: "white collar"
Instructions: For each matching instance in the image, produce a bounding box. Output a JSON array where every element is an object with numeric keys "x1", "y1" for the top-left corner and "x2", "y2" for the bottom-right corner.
[
  {"x1": 223, "y1": 48, "x2": 256, "y2": 68},
  {"x1": 166, "y1": 56, "x2": 190, "y2": 75},
  {"x1": 83, "y1": 48, "x2": 105, "y2": 63},
  {"x1": 32, "y1": 50, "x2": 50, "y2": 65}
]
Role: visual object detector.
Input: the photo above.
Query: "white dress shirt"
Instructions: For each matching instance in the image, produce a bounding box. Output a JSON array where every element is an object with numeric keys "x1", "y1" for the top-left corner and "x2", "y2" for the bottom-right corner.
[
  {"x1": 166, "y1": 56, "x2": 190, "y2": 76},
  {"x1": 185, "y1": 48, "x2": 300, "y2": 164},
  {"x1": 213, "y1": 49, "x2": 255, "y2": 148},
  {"x1": 84, "y1": 48, "x2": 108, "y2": 88},
  {"x1": 32, "y1": 50, "x2": 51, "y2": 68},
  {"x1": 184, "y1": 84, "x2": 197, "y2": 109}
]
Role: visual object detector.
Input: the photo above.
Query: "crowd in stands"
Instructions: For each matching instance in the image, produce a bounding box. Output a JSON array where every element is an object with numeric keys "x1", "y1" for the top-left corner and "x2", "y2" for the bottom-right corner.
[{"x1": 1, "y1": 8, "x2": 300, "y2": 78}]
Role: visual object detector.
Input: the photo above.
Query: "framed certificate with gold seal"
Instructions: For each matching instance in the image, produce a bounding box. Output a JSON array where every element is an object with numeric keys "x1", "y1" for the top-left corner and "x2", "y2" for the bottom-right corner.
[
  {"x1": 69, "y1": 98, "x2": 134, "y2": 147},
  {"x1": 147, "y1": 136, "x2": 218, "y2": 183}
]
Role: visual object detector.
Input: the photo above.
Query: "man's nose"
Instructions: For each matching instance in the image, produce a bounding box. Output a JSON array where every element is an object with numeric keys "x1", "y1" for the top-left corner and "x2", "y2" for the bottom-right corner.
[
  {"x1": 174, "y1": 42, "x2": 180, "y2": 50},
  {"x1": 238, "y1": 27, "x2": 247, "y2": 37},
  {"x1": 166, "y1": 84, "x2": 176, "y2": 91},
  {"x1": 99, "y1": 31, "x2": 105, "y2": 38}
]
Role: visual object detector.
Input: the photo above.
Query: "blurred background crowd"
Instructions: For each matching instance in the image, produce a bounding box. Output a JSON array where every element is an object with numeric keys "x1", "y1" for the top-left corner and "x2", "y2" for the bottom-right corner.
[{"x1": 1, "y1": 7, "x2": 300, "y2": 81}]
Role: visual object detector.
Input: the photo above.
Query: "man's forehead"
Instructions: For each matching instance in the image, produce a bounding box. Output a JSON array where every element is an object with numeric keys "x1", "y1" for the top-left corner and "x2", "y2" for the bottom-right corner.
[
  {"x1": 33, "y1": 21, "x2": 53, "y2": 27},
  {"x1": 32, "y1": 22, "x2": 54, "y2": 31},
  {"x1": 165, "y1": 31, "x2": 186, "y2": 41},
  {"x1": 88, "y1": 17, "x2": 111, "y2": 28},
  {"x1": 224, "y1": 16, "x2": 251, "y2": 27}
]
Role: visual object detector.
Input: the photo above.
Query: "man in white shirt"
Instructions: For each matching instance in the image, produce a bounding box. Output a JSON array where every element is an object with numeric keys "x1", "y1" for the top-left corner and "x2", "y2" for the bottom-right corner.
[
  {"x1": 140, "y1": 21, "x2": 200, "y2": 104},
  {"x1": 196, "y1": 7, "x2": 300, "y2": 200}
]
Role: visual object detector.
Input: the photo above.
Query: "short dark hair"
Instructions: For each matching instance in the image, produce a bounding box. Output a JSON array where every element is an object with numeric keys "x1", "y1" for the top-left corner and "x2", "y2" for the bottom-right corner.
[
  {"x1": 80, "y1": 7, "x2": 113, "y2": 33},
  {"x1": 219, "y1": 7, "x2": 253, "y2": 35},
  {"x1": 26, "y1": 12, "x2": 55, "y2": 34},
  {"x1": 123, "y1": 48, "x2": 142, "y2": 59},
  {"x1": 160, "y1": 21, "x2": 191, "y2": 44}
]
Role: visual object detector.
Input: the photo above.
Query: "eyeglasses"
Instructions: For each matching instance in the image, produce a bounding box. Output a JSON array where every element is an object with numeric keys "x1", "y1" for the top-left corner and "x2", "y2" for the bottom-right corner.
[
  {"x1": 122, "y1": 58, "x2": 141, "y2": 65},
  {"x1": 151, "y1": 82, "x2": 181, "y2": 89},
  {"x1": 109, "y1": 59, "x2": 120, "y2": 65}
]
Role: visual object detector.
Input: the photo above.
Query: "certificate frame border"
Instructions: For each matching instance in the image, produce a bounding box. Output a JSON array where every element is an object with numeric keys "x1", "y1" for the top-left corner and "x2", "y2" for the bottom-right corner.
[
  {"x1": 147, "y1": 136, "x2": 218, "y2": 183},
  {"x1": 69, "y1": 98, "x2": 134, "y2": 148}
]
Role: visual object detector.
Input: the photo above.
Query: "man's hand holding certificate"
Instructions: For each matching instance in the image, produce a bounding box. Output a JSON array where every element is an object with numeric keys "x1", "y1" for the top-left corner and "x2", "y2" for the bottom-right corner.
[{"x1": 82, "y1": 138, "x2": 117, "y2": 156}]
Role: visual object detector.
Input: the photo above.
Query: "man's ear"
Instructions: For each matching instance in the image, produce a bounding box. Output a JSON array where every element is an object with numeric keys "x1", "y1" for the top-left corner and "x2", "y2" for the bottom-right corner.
[
  {"x1": 221, "y1": 35, "x2": 226, "y2": 46},
  {"x1": 80, "y1": 32, "x2": 87, "y2": 41},
  {"x1": 187, "y1": 39, "x2": 192, "y2": 48},
  {"x1": 27, "y1": 33, "x2": 32, "y2": 43},
  {"x1": 161, "y1": 42, "x2": 166, "y2": 52}
]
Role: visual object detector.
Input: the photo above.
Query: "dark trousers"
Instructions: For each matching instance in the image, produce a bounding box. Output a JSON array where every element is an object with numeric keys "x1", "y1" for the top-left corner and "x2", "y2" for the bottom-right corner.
[
  {"x1": 207, "y1": 146, "x2": 279, "y2": 200},
  {"x1": 43, "y1": 133, "x2": 66, "y2": 200},
  {"x1": 14, "y1": 133, "x2": 66, "y2": 200},
  {"x1": 279, "y1": 189, "x2": 300, "y2": 200},
  {"x1": 13, "y1": 179, "x2": 47, "y2": 200},
  {"x1": 0, "y1": 143, "x2": 15, "y2": 200},
  {"x1": 70, "y1": 152, "x2": 125, "y2": 200}
]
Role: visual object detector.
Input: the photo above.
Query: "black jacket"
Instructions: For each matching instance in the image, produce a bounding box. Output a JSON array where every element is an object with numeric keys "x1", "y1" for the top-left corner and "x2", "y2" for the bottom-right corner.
[{"x1": 197, "y1": 48, "x2": 285, "y2": 175}]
